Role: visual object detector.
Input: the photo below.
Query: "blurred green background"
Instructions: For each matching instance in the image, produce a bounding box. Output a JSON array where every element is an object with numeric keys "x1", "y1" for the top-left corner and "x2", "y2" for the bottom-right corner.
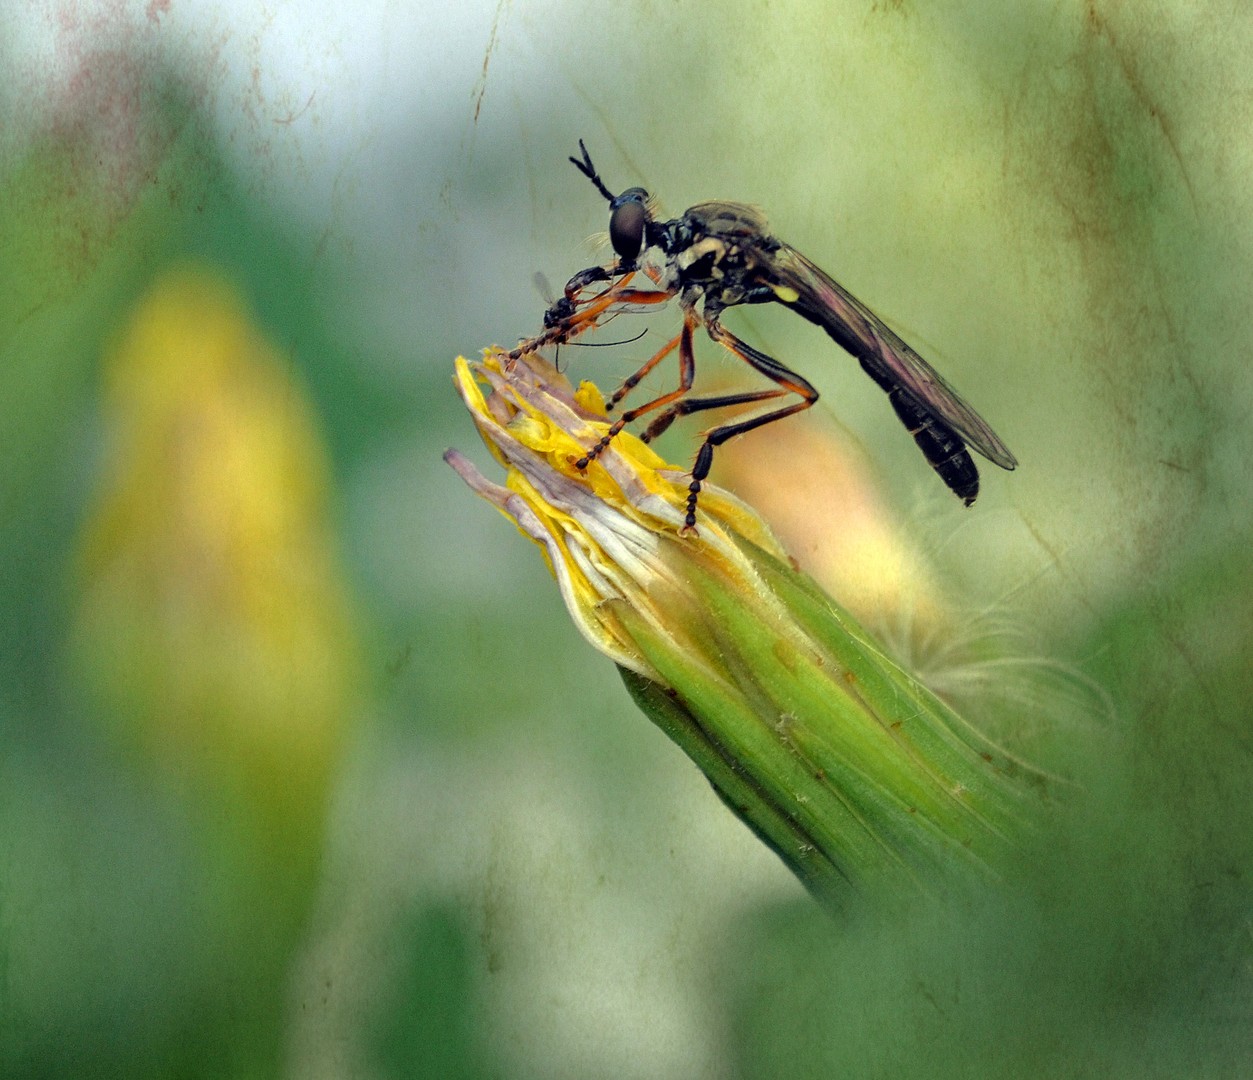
[{"x1": 1, "y1": 2, "x2": 1250, "y2": 1077}]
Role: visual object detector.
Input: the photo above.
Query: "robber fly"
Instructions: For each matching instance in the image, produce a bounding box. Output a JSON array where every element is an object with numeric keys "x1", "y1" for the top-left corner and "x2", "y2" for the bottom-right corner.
[{"x1": 524, "y1": 141, "x2": 1017, "y2": 530}]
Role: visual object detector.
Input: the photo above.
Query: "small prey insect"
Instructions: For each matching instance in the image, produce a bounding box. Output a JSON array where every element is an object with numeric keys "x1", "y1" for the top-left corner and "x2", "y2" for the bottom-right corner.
[{"x1": 517, "y1": 141, "x2": 1017, "y2": 530}]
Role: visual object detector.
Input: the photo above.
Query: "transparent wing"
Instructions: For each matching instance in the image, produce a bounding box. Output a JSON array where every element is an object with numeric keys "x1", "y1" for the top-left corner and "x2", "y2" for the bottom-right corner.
[{"x1": 768, "y1": 245, "x2": 1017, "y2": 469}]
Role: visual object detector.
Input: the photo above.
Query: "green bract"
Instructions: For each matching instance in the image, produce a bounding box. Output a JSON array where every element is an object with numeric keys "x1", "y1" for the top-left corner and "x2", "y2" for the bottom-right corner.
[{"x1": 448, "y1": 349, "x2": 1044, "y2": 908}]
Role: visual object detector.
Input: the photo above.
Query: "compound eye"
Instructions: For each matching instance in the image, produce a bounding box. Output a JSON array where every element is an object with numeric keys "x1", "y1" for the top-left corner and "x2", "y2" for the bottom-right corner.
[{"x1": 608, "y1": 194, "x2": 647, "y2": 262}]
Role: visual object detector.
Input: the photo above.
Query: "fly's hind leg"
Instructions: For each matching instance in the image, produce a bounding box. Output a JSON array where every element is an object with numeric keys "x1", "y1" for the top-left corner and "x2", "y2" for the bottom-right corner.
[{"x1": 672, "y1": 316, "x2": 818, "y2": 532}]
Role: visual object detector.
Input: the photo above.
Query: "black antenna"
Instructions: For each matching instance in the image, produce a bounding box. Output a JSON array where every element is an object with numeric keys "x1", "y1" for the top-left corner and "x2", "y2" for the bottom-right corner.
[{"x1": 569, "y1": 139, "x2": 616, "y2": 204}]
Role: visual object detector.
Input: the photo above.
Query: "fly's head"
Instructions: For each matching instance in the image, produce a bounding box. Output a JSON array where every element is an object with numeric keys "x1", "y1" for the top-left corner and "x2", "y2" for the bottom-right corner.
[
  {"x1": 569, "y1": 141, "x2": 658, "y2": 267},
  {"x1": 607, "y1": 187, "x2": 650, "y2": 264}
]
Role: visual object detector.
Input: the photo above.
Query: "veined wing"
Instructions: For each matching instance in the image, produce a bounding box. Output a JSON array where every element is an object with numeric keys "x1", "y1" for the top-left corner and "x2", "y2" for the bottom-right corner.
[{"x1": 768, "y1": 244, "x2": 1018, "y2": 470}]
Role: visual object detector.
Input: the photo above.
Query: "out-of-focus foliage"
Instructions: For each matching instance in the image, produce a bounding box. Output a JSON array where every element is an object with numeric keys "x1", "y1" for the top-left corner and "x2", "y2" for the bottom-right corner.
[
  {"x1": 715, "y1": 536, "x2": 1253, "y2": 1080},
  {"x1": 68, "y1": 265, "x2": 363, "y2": 1076},
  {"x1": 0, "y1": 63, "x2": 374, "y2": 1080}
]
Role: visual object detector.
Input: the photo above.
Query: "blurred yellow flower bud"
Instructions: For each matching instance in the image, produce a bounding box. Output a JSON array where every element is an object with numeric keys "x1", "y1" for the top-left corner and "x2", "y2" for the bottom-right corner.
[{"x1": 72, "y1": 266, "x2": 361, "y2": 834}]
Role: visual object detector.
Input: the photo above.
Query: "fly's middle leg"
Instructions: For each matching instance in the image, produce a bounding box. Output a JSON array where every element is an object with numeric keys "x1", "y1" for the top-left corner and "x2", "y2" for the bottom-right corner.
[
  {"x1": 573, "y1": 308, "x2": 698, "y2": 471},
  {"x1": 605, "y1": 333, "x2": 682, "y2": 412}
]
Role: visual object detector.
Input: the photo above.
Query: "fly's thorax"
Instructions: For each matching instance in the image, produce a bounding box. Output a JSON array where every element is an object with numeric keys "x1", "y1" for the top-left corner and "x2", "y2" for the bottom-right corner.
[
  {"x1": 672, "y1": 234, "x2": 768, "y2": 307},
  {"x1": 675, "y1": 235, "x2": 730, "y2": 282}
]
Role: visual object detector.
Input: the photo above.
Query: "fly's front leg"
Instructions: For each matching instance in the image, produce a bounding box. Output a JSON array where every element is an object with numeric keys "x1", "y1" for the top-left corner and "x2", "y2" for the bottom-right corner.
[
  {"x1": 677, "y1": 315, "x2": 819, "y2": 532},
  {"x1": 567, "y1": 284, "x2": 674, "y2": 370},
  {"x1": 593, "y1": 285, "x2": 684, "y2": 411},
  {"x1": 547, "y1": 259, "x2": 668, "y2": 328},
  {"x1": 510, "y1": 269, "x2": 639, "y2": 360},
  {"x1": 574, "y1": 306, "x2": 698, "y2": 471},
  {"x1": 519, "y1": 260, "x2": 672, "y2": 359},
  {"x1": 542, "y1": 265, "x2": 615, "y2": 328}
]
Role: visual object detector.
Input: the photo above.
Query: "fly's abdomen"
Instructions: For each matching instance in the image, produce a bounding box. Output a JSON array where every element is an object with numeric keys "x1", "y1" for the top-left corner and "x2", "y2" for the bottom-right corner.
[{"x1": 885, "y1": 386, "x2": 980, "y2": 505}]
